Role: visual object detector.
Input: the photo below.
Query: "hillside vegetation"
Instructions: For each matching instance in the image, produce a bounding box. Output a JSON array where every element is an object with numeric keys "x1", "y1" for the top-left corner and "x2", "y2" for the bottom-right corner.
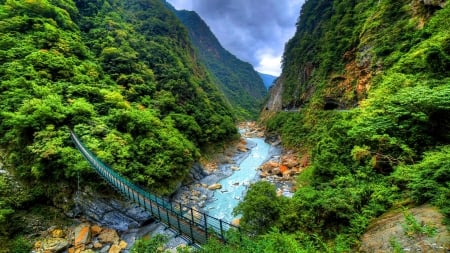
[
  {"x1": 174, "y1": 9, "x2": 267, "y2": 120},
  {"x1": 205, "y1": 0, "x2": 450, "y2": 251},
  {"x1": 0, "y1": 0, "x2": 238, "y2": 246}
]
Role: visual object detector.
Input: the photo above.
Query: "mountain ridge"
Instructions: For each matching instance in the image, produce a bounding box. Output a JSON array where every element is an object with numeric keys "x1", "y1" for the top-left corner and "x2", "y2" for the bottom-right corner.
[{"x1": 172, "y1": 8, "x2": 267, "y2": 119}]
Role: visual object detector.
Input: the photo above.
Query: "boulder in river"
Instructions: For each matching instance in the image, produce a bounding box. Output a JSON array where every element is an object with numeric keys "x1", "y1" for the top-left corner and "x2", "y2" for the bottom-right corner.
[{"x1": 207, "y1": 183, "x2": 222, "y2": 190}]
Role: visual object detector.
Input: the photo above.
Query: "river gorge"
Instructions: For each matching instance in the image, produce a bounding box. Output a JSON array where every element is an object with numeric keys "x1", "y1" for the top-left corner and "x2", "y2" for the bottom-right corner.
[{"x1": 31, "y1": 122, "x2": 294, "y2": 252}]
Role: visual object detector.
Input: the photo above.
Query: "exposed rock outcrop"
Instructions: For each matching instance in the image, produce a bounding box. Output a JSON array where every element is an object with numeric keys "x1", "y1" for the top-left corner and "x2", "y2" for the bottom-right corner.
[
  {"x1": 259, "y1": 151, "x2": 306, "y2": 183},
  {"x1": 359, "y1": 205, "x2": 450, "y2": 252},
  {"x1": 422, "y1": 0, "x2": 446, "y2": 8},
  {"x1": 74, "y1": 188, "x2": 152, "y2": 232}
]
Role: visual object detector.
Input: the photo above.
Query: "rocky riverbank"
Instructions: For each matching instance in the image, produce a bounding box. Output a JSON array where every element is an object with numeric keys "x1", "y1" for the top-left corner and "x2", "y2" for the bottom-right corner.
[
  {"x1": 32, "y1": 187, "x2": 188, "y2": 253},
  {"x1": 30, "y1": 121, "x2": 300, "y2": 252},
  {"x1": 171, "y1": 121, "x2": 301, "y2": 216}
]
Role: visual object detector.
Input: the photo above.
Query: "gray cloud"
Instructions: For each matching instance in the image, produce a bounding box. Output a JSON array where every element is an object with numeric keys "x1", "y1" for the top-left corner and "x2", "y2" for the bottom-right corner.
[{"x1": 167, "y1": 0, "x2": 304, "y2": 75}]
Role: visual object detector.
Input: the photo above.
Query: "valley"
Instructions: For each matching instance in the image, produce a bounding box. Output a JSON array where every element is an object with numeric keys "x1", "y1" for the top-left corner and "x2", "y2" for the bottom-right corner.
[{"x1": 0, "y1": 0, "x2": 449, "y2": 252}]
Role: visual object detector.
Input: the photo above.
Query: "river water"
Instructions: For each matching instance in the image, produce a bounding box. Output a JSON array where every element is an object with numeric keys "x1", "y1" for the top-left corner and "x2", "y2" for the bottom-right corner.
[{"x1": 205, "y1": 137, "x2": 273, "y2": 222}]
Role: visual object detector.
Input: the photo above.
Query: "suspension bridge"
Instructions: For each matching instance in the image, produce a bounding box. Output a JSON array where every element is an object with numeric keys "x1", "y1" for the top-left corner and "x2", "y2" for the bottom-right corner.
[{"x1": 70, "y1": 130, "x2": 241, "y2": 245}]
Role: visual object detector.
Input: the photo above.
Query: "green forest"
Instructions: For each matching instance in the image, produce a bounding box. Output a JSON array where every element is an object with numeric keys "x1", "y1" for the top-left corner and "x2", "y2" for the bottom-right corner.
[
  {"x1": 174, "y1": 9, "x2": 267, "y2": 120},
  {"x1": 217, "y1": 0, "x2": 450, "y2": 252},
  {"x1": 0, "y1": 0, "x2": 239, "y2": 248},
  {"x1": 1, "y1": 0, "x2": 449, "y2": 252}
]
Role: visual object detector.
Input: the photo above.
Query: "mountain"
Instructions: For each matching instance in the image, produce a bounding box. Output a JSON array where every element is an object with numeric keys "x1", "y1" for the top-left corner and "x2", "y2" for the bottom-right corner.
[
  {"x1": 253, "y1": 0, "x2": 450, "y2": 250},
  {"x1": 0, "y1": 0, "x2": 239, "y2": 244},
  {"x1": 258, "y1": 72, "x2": 277, "y2": 89},
  {"x1": 172, "y1": 9, "x2": 267, "y2": 120}
]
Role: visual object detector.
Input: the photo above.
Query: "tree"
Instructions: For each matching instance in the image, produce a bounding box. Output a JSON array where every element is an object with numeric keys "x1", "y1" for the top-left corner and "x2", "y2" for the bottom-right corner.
[{"x1": 233, "y1": 181, "x2": 281, "y2": 235}]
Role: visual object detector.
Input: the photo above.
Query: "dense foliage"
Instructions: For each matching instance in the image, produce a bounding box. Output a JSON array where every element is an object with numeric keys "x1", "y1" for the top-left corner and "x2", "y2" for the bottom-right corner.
[
  {"x1": 0, "y1": 0, "x2": 239, "y2": 244},
  {"x1": 173, "y1": 9, "x2": 267, "y2": 120},
  {"x1": 241, "y1": 0, "x2": 450, "y2": 251}
]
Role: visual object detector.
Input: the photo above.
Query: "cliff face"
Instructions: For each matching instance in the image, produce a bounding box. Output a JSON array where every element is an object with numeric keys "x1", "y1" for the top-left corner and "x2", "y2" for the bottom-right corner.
[
  {"x1": 173, "y1": 10, "x2": 267, "y2": 119},
  {"x1": 265, "y1": 0, "x2": 449, "y2": 112},
  {"x1": 260, "y1": 0, "x2": 449, "y2": 250}
]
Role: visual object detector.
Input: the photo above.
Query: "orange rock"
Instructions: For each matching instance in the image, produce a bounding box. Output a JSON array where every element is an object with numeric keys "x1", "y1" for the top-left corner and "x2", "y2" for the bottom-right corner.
[
  {"x1": 232, "y1": 218, "x2": 240, "y2": 226},
  {"x1": 50, "y1": 228, "x2": 65, "y2": 238},
  {"x1": 90, "y1": 225, "x2": 102, "y2": 236},
  {"x1": 279, "y1": 165, "x2": 288, "y2": 173},
  {"x1": 259, "y1": 161, "x2": 278, "y2": 172},
  {"x1": 74, "y1": 224, "x2": 91, "y2": 247},
  {"x1": 118, "y1": 240, "x2": 128, "y2": 249},
  {"x1": 98, "y1": 228, "x2": 119, "y2": 244},
  {"x1": 108, "y1": 244, "x2": 122, "y2": 253}
]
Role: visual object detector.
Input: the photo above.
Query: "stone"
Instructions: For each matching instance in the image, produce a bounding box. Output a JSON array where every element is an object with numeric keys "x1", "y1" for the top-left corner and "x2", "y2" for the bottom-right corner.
[
  {"x1": 74, "y1": 224, "x2": 91, "y2": 247},
  {"x1": 100, "y1": 245, "x2": 111, "y2": 253},
  {"x1": 93, "y1": 242, "x2": 103, "y2": 249},
  {"x1": 279, "y1": 165, "x2": 288, "y2": 173},
  {"x1": 75, "y1": 190, "x2": 151, "y2": 231},
  {"x1": 50, "y1": 228, "x2": 65, "y2": 238},
  {"x1": 259, "y1": 160, "x2": 279, "y2": 172},
  {"x1": 282, "y1": 156, "x2": 299, "y2": 168},
  {"x1": 41, "y1": 238, "x2": 69, "y2": 253},
  {"x1": 34, "y1": 240, "x2": 42, "y2": 249},
  {"x1": 231, "y1": 165, "x2": 240, "y2": 171},
  {"x1": 90, "y1": 225, "x2": 102, "y2": 236},
  {"x1": 207, "y1": 183, "x2": 222, "y2": 190},
  {"x1": 231, "y1": 218, "x2": 240, "y2": 226},
  {"x1": 237, "y1": 140, "x2": 248, "y2": 152},
  {"x1": 360, "y1": 205, "x2": 450, "y2": 252},
  {"x1": 81, "y1": 250, "x2": 96, "y2": 253},
  {"x1": 118, "y1": 240, "x2": 128, "y2": 249},
  {"x1": 108, "y1": 244, "x2": 122, "y2": 253},
  {"x1": 98, "y1": 228, "x2": 120, "y2": 244},
  {"x1": 422, "y1": 0, "x2": 446, "y2": 8}
]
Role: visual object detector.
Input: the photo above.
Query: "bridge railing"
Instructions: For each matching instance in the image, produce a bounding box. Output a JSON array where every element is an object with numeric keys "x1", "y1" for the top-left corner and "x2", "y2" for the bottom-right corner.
[{"x1": 70, "y1": 131, "x2": 241, "y2": 244}]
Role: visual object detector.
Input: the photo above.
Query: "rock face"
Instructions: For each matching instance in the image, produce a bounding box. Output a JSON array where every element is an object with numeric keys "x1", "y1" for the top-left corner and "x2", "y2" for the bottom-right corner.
[
  {"x1": 359, "y1": 205, "x2": 450, "y2": 252},
  {"x1": 422, "y1": 0, "x2": 446, "y2": 8},
  {"x1": 74, "y1": 189, "x2": 152, "y2": 232},
  {"x1": 264, "y1": 77, "x2": 284, "y2": 111}
]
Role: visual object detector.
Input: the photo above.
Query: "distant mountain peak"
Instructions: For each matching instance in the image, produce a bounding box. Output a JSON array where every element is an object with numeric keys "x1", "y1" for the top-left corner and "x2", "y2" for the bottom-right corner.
[{"x1": 257, "y1": 72, "x2": 278, "y2": 89}]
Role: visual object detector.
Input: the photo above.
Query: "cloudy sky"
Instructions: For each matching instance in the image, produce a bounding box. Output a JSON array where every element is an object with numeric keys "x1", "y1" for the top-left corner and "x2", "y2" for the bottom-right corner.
[{"x1": 166, "y1": 0, "x2": 304, "y2": 76}]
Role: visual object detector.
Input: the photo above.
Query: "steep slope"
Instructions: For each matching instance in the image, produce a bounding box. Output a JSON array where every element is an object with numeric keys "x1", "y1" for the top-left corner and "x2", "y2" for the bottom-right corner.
[
  {"x1": 253, "y1": 0, "x2": 450, "y2": 250},
  {"x1": 0, "y1": 0, "x2": 238, "y2": 244},
  {"x1": 172, "y1": 9, "x2": 267, "y2": 120}
]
